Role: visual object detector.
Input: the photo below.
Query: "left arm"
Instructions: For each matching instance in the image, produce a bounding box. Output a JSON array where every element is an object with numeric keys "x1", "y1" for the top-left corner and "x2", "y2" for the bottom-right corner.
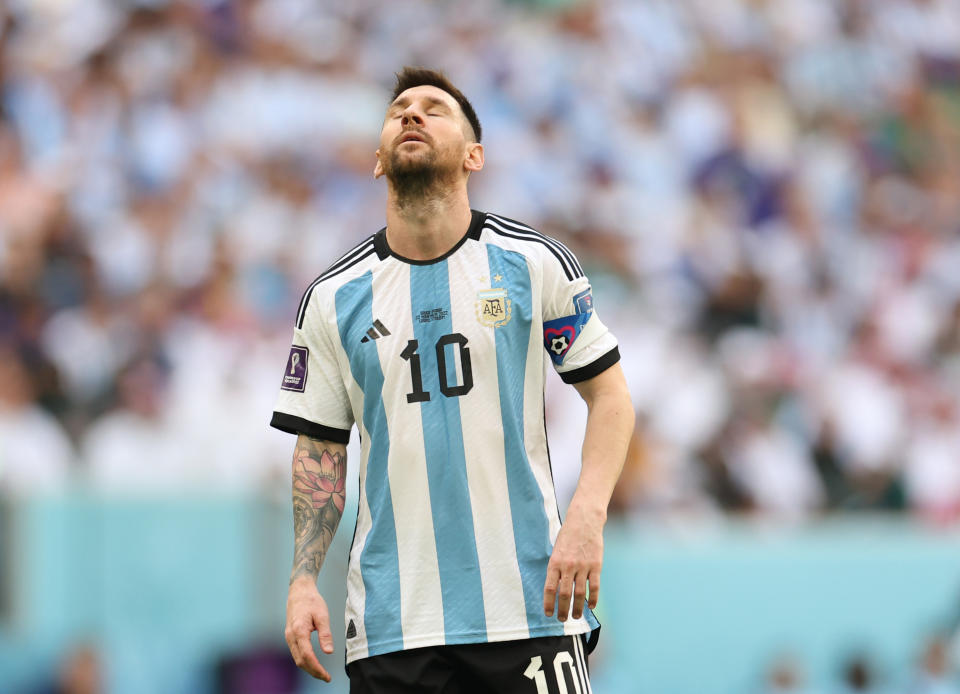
[{"x1": 543, "y1": 361, "x2": 634, "y2": 621}]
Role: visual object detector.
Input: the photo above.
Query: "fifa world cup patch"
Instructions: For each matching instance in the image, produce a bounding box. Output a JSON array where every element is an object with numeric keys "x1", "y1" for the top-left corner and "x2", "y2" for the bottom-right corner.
[
  {"x1": 573, "y1": 287, "x2": 594, "y2": 315},
  {"x1": 543, "y1": 312, "x2": 591, "y2": 365},
  {"x1": 281, "y1": 345, "x2": 309, "y2": 392}
]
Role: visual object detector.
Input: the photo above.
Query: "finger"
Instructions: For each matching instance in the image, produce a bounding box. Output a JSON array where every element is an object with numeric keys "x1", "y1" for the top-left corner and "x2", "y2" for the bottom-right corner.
[
  {"x1": 556, "y1": 570, "x2": 574, "y2": 622},
  {"x1": 285, "y1": 627, "x2": 301, "y2": 665},
  {"x1": 543, "y1": 566, "x2": 560, "y2": 617},
  {"x1": 295, "y1": 630, "x2": 330, "y2": 681},
  {"x1": 572, "y1": 574, "x2": 588, "y2": 620},
  {"x1": 316, "y1": 618, "x2": 335, "y2": 655},
  {"x1": 587, "y1": 569, "x2": 601, "y2": 610}
]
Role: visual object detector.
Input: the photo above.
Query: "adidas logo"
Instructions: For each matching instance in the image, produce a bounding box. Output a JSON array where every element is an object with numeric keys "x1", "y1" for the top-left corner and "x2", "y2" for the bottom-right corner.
[{"x1": 360, "y1": 319, "x2": 391, "y2": 343}]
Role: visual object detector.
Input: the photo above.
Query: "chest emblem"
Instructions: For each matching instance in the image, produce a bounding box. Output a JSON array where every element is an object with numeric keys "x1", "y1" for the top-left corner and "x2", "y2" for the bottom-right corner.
[{"x1": 476, "y1": 287, "x2": 512, "y2": 328}]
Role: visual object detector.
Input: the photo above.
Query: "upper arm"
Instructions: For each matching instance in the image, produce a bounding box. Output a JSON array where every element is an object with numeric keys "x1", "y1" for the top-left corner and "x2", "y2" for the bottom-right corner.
[
  {"x1": 294, "y1": 434, "x2": 348, "y2": 462},
  {"x1": 293, "y1": 434, "x2": 348, "y2": 478},
  {"x1": 292, "y1": 435, "x2": 348, "y2": 510},
  {"x1": 572, "y1": 361, "x2": 631, "y2": 409}
]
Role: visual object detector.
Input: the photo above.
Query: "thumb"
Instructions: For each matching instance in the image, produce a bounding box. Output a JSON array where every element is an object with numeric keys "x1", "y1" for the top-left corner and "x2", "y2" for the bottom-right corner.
[{"x1": 315, "y1": 616, "x2": 334, "y2": 654}]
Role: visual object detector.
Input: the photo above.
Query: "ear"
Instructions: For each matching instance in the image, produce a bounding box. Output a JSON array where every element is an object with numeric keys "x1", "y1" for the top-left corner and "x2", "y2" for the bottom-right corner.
[
  {"x1": 374, "y1": 149, "x2": 384, "y2": 179},
  {"x1": 463, "y1": 142, "x2": 484, "y2": 174}
]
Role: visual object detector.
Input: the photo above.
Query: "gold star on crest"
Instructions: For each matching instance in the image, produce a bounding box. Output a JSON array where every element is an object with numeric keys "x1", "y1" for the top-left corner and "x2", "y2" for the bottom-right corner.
[{"x1": 493, "y1": 273, "x2": 503, "y2": 283}]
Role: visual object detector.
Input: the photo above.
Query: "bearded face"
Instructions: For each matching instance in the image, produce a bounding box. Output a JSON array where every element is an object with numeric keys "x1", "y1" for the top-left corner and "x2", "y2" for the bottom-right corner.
[{"x1": 380, "y1": 132, "x2": 462, "y2": 199}]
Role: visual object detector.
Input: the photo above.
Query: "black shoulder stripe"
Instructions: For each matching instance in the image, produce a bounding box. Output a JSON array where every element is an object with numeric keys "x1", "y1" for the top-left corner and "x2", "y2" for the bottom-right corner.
[
  {"x1": 315, "y1": 245, "x2": 377, "y2": 285},
  {"x1": 296, "y1": 242, "x2": 372, "y2": 328},
  {"x1": 295, "y1": 237, "x2": 374, "y2": 326},
  {"x1": 486, "y1": 213, "x2": 584, "y2": 277},
  {"x1": 485, "y1": 224, "x2": 576, "y2": 282},
  {"x1": 485, "y1": 221, "x2": 577, "y2": 280},
  {"x1": 295, "y1": 240, "x2": 376, "y2": 329},
  {"x1": 296, "y1": 246, "x2": 376, "y2": 329},
  {"x1": 484, "y1": 216, "x2": 583, "y2": 278}
]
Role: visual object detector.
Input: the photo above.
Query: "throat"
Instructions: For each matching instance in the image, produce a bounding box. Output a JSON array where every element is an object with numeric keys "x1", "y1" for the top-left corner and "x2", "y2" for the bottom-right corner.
[{"x1": 385, "y1": 201, "x2": 474, "y2": 262}]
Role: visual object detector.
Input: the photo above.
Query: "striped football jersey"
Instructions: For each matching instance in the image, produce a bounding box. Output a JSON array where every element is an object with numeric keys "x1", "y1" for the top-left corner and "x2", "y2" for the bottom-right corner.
[{"x1": 271, "y1": 210, "x2": 619, "y2": 664}]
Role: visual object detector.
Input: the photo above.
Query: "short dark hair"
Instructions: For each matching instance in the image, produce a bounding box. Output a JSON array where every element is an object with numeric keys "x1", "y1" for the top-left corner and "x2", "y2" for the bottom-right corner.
[{"x1": 391, "y1": 67, "x2": 482, "y2": 143}]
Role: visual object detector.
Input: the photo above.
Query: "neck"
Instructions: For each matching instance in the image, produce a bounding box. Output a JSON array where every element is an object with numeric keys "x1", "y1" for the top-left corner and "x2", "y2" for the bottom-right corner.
[{"x1": 384, "y1": 184, "x2": 473, "y2": 261}]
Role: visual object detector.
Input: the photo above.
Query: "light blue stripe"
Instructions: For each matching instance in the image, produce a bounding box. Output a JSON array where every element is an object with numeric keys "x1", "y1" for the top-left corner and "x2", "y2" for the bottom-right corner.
[
  {"x1": 409, "y1": 262, "x2": 486, "y2": 641},
  {"x1": 488, "y1": 245, "x2": 599, "y2": 635},
  {"x1": 335, "y1": 271, "x2": 404, "y2": 653}
]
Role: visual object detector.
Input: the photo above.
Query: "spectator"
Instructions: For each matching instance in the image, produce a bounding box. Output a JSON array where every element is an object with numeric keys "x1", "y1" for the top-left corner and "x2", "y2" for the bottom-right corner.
[
  {"x1": 760, "y1": 654, "x2": 820, "y2": 694},
  {"x1": 907, "y1": 634, "x2": 960, "y2": 694},
  {"x1": 0, "y1": 0, "x2": 958, "y2": 517},
  {"x1": 0, "y1": 344, "x2": 73, "y2": 495},
  {"x1": 837, "y1": 652, "x2": 886, "y2": 694}
]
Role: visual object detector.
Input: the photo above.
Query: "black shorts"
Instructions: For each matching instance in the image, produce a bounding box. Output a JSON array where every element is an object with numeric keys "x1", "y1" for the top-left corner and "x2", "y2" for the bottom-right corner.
[{"x1": 346, "y1": 634, "x2": 594, "y2": 694}]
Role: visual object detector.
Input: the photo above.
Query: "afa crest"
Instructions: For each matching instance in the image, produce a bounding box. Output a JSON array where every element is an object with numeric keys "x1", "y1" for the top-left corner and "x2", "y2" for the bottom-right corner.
[{"x1": 476, "y1": 287, "x2": 512, "y2": 328}]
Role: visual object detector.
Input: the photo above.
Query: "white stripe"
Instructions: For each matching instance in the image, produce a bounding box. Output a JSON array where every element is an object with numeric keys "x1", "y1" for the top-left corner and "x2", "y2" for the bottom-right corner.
[
  {"x1": 375, "y1": 263, "x2": 446, "y2": 646},
  {"x1": 344, "y1": 414, "x2": 371, "y2": 662},
  {"x1": 568, "y1": 636, "x2": 584, "y2": 694},
  {"x1": 574, "y1": 635, "x2": 593, "y2": 694},
  {"x1": 524, "y1": 318, "x2": 563, "y2": 547},
  {"x1": 448, "y1": 245, "x2": 529, "y2": 639},
  {"x1": 486, "y1": 213, "x2": 583, "y2": 276},
  {"x1": 483, "y1": 218, "x2": 578, "y2": 281},
  {"x1": 337, "y1": 323, "x2": 370, "y2": 663}
]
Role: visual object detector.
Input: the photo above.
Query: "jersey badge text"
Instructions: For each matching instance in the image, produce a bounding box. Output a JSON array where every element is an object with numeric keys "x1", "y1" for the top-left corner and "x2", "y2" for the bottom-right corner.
[
  {"x1": 281, "y1": 345, "x2": 309, "y2": 392},
  {"x1": 476, "y1": 287, "x2": 512, "y2": 328},
  {"x1": 415, "y1": 308, "x2": 449, "y2": 324}
]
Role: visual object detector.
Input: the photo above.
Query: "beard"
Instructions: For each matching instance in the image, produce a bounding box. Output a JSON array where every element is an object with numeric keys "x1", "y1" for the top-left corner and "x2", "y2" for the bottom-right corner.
[{"x1": 382, "y1": 141, "x2": 460, "y2": 206}]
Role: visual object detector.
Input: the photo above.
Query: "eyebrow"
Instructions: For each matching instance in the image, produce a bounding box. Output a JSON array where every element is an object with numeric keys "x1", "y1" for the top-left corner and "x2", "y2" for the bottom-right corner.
[{"x1": 388, "y1": 95, "x2": 453, "y2": 113}]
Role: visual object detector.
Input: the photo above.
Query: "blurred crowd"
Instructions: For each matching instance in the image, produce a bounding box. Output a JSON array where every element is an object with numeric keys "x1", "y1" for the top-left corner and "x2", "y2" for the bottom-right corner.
[
  {"x1": 22, "y1": 631, "x2": 960, "y2": 694},
  {"x1": 756, "y1": 634, "x2": 960, "y2": 694},
  {"x1": 2, "y1": 0, "x2": 960, "y2": 521}
]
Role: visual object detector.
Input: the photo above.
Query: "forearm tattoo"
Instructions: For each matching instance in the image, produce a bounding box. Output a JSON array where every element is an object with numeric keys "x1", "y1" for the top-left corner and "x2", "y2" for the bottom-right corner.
[{"x1": 290, "y1": 435, "x2": 346, "y2": 583}]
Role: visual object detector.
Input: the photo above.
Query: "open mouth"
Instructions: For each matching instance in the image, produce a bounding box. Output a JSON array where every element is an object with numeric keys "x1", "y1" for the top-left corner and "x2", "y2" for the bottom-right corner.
[{"x1": 399, "y1": 132, "x2": 426, "y2": 144}]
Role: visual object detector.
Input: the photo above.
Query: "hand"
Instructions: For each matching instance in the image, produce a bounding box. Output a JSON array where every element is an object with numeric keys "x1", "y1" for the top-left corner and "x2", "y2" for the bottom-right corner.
[
  {"x1": 285, "y1": 577, "x2": 335, "y2": 682},
  {"x1": 542, "y1": 504, "x2": 604, "y2": 621}
]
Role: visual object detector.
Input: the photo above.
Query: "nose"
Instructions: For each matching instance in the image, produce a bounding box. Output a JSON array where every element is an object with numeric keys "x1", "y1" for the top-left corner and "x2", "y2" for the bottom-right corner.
[{"x1": 401, "y1": 106, "x2": 424, "y2": 127}]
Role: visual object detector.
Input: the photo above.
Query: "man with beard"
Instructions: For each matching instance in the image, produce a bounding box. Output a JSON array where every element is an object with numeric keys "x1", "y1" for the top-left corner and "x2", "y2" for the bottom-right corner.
[{"x1": 272, "y1": 67, "x2": 634, "y2": 693}]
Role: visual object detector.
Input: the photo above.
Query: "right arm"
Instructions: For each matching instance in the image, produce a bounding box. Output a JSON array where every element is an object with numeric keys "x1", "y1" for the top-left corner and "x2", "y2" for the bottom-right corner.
[{"x1": 284, "y1": 434, "x2": 347, "y2": 683}]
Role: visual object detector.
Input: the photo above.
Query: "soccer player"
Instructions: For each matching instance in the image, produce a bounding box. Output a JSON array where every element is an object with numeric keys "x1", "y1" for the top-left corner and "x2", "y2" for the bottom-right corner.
[{"x1": 272, "y1": 67, "x2": 634, "y2": 693}]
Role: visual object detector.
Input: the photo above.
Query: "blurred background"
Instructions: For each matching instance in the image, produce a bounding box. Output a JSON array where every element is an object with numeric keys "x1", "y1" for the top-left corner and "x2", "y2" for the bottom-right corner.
[{"x1": 2, "y1": 0, "x2": 960, "y2": 692}]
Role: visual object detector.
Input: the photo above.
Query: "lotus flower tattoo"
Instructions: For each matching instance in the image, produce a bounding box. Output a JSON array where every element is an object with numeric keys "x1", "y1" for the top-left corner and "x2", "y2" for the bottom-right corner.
[{"x1": 293, "y1": 448, "x2": 345, "y2": 513}]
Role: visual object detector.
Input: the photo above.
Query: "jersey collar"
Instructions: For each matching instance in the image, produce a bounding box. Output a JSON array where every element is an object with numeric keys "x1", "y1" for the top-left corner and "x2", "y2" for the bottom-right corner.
[{"x1": 374, "y1": 209, "x2": 485, "y2": 265}]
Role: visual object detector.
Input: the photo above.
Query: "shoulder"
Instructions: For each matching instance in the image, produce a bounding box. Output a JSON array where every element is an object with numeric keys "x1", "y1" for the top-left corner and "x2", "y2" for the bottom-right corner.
[
  {"x1": 478, "y1": 212, "x2": 584, "y2": 282},
  {"x1": 294, "y1": 232, "x2": 380, "y2": 329}
]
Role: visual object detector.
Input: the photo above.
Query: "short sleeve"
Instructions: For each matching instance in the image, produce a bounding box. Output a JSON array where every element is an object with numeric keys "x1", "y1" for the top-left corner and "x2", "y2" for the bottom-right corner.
[
  {"x1": 270, "y1": 298, "x2": 354, "y2": 443},
  {"x1": 541, "y1": 250, "x2": 620, "y2": 384}
]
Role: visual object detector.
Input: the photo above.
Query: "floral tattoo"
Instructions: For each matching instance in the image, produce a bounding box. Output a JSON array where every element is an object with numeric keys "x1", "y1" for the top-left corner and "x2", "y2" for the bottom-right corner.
[{"x1": 291, "y1": 436, "x2": 346, "y2": 583}]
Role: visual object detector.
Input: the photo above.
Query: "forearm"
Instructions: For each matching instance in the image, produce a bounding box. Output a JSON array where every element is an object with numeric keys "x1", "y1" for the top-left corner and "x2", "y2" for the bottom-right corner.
[
  {"x1": 569, "y1": 364, "x2": 635, "y2": 521},
  {"x1": 290, "y1": 434, "x2": 347, "y2": 584}
]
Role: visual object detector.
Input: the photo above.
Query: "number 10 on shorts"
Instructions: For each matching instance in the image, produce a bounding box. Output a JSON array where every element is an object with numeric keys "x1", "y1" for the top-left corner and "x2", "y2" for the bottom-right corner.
[{"x1": 524, "y1": 651, "x2": 582, "y2": 694}]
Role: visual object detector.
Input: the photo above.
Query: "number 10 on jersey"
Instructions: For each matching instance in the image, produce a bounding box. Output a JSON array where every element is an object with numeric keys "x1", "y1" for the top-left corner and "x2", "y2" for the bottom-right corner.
[{"x1": 400, "y1": 333, "x2": 474, "y2": 403}]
